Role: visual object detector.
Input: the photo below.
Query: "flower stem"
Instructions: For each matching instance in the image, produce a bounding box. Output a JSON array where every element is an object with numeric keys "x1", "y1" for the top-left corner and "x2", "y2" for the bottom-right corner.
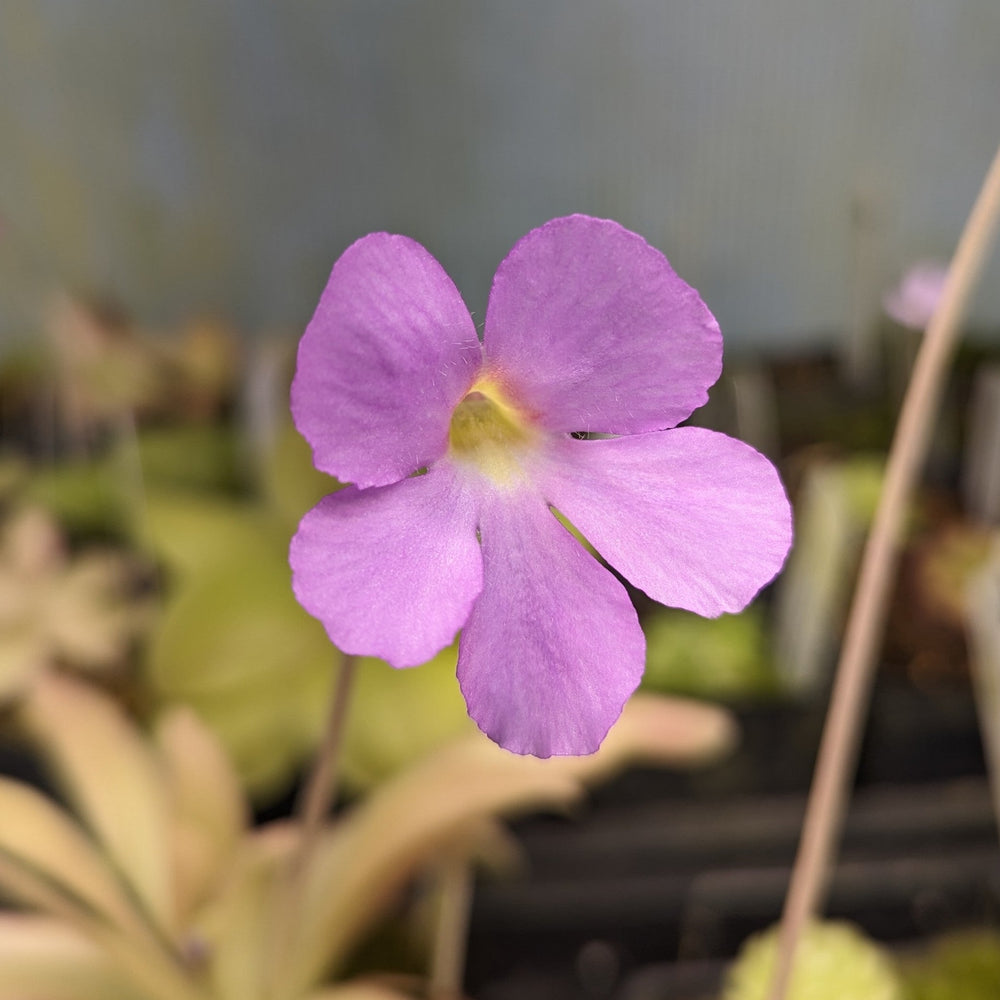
[
  {"x1": 293, "y1": 652, "x2": 358, "y2": 860},
  {"x1": 428, "y1": 858, "x2": 473, "y2": 1000},
  {"x1": 267, "y1": 652, "x2": 358, "y2": 999},
  {"x1": 768, "y1": 140, "x2": 1000, "y2": 1000}
]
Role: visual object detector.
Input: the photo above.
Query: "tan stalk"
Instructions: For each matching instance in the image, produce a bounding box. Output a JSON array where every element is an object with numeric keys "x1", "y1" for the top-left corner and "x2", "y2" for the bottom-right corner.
[{"x1": 427, "y1": 857, "x2": 474, "y2": 1000}]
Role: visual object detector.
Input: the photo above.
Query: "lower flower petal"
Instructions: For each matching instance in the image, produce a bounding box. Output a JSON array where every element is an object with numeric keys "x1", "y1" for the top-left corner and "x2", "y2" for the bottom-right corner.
[
  {"x1": 539, "y1": 428, "x2": 792, "y2": 617},
  {"x1": 290, "y1": 468, "x2": 482, "y2": 667},
  {"x1": 457, "y1": 490, "x2": 645, "y2": 757}
]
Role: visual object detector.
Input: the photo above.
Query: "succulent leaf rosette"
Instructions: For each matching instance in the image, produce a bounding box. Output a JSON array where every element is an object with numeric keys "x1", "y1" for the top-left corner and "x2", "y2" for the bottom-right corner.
[
  {"x1": 0, "y1": 673, "x2": 735, "y2": 1000},
  {"x1": 290, "y1": 215, "x2": 792, "y2": 756}
]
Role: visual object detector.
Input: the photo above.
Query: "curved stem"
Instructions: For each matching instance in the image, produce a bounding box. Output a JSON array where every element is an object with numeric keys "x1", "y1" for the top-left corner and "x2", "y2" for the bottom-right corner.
[
  {"x1": 428, "y1": 858, "x2": 473, "y2": 1000},
  {"x1": 267, "y1": 652, "x2": 358, "y2": 1000},
  {"x1": 768, "y1": 140, "x2": 1000, "y2": 1000},
  {"x1": 293, "y1": 652, "x2": 358, "y2": 865}
]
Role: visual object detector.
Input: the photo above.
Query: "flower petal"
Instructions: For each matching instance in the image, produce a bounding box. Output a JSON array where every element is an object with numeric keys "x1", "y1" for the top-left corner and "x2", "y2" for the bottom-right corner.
[
  {"x1": 292, "y1": 233, "x2": 482, "y2": 488},
  {"x1": 482, "y1": 215, "x2": 721, "y2": 434},
  {"x1": 290, "y1": 466, "x2": 482, "y2": 667},
  {"x1": 539, "y1": 428, "x2": 793, "y2": 617},
  {"x1": 457, "y1": 490, "x2": 644, "y2": 757}
]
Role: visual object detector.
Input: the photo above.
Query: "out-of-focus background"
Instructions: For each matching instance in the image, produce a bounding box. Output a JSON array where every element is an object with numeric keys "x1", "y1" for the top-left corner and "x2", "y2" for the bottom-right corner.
[
  {"x1": 2, "y1": 1, "x2": 1000, "y2": 349},
  {"x1": 4, "y1": 5, "x2": 1000, "y2": 1000}
]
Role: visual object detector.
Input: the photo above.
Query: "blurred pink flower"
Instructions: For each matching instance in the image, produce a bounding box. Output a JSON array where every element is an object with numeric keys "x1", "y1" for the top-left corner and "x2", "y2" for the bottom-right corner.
[{"x1": 882, "y1": 260, "x2": 948, "y2": 329}]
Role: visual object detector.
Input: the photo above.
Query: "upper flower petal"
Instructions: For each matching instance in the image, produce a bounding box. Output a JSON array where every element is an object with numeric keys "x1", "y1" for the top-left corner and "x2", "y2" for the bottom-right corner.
[
  {"x1": 290, "y1": 466, "x2": 483, "y2": 666},
  {"x1": 482, "y1": 215, "x2": 722, "y2": 434},
  {"x1": 292, "y1": 233, "x2": 483, "y2": 488},
  {"x1": 538, "y1": 428, "x2": 793, "y2": 617},
  {"x1": 456, "y1": 489, "x2": 645, "y2": 757}
]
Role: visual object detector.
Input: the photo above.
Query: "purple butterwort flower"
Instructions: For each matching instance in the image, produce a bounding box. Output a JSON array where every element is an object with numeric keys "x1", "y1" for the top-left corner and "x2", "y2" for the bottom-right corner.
[
  {"x1": 882, "y1": 260, "x2": 948, "y2": 329},
  {"x1": 290, "y1": 215, "x2": 792, "y2": 757}
]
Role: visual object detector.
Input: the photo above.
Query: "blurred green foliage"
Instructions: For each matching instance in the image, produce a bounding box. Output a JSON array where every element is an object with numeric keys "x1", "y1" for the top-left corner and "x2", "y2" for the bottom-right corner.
[
  {"x1": 342, "y1": 648, "x2": 473, "y2": 790},
  {"x1": 143, "y1": 490, "x2": 337, "y2": 797},
  {"x1": 641, "y1": 604, "x2": 779, "y2": 699},
  {"x1": 724, "y1": 920, "x2": 903, "y2": 1000},
  {"x1": 901, "y1": 931, "x2": 1000, "y2": 1000}
]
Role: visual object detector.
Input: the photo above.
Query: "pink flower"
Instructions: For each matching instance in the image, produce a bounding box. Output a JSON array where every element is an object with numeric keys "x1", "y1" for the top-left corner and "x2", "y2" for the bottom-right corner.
[
  {"x1": 882, "y1": 260, "x2": 949, "y2": 329},
  {"x1": 290, "y1": 216, "x2": 792, "y2": 756}
]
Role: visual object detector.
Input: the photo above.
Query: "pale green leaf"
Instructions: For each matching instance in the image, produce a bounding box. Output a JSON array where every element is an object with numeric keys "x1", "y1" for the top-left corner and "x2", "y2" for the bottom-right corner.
[
  {"x1": 131, "y1": 425, "x2": 244, "y2": 496},
  {"x1": 142, "y1": 491, "x2": 277, "y2": 577},
  {"x1": 284, "y1": 693, "x2": 735, "y2": 994},
  {"x1": 196, "y1": 825, "x2": 294, "y2": 1000},
  {"x1": 155, "y1": 707, "x2": 247, "y2": 925},
  {"x1": 542, "y1": 692, "x2": 739, "y2": 786},
  {"x1": 260, "y1": 415, "x2": 343, "y2": 530},
  {"x1": 340, "y1": 647, "x2": 474, "y2": 790},
  {"x1": 724, "y1": 920, "x2": 902, "y2": 1000},
  {"x1": 901, "y1": 930, "x2": 1000, "y2": 1000},
  {"x1": 0, "y1": 913, "x2": 147, "y2": 1000},
  {"x1": 303, "y1": 981, "x2": 420, "y2": 1000},
  {"x1": 0, "y1": 777, "x2": 143, "y2": 935},
  {"x1": 642, "y1": 606, "x2": 778, "y2": 698},
  {"x1": 282, "y1": 736, "x2": 585, "y2": 995},
  {"x1": 145, "y1": 492, "x2": 336, "y2": 797},
  {"x1": 24, "y1": 457, "x2": 132, "y2": 538},
  {"x1": 22, "y1": 673, "x2": 172, "y2": 930}
]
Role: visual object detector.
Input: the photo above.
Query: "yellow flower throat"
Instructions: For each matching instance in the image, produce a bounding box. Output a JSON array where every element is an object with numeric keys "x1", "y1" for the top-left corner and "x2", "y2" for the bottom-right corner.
[{"x1": 448, "y1": 379, "x2": 536, "y2": 486}]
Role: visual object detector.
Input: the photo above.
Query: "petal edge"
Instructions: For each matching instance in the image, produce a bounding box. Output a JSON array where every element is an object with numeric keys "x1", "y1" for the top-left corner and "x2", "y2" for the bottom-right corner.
[
  {"x1": 292, "y1": 233, "x2": 482, "y2": 488},
  {"x1": 291, "y1": 467, "x2": 483, "y2": 667},
  {"x1": 483, "y1": 215, "x2": 721, "y2": 434},
  {"x1": 457, "y1": 490, "x2": 645, "y2": 757},
  {"x1": 539, "y1": 428, "x2": 793, "y2": 617}
]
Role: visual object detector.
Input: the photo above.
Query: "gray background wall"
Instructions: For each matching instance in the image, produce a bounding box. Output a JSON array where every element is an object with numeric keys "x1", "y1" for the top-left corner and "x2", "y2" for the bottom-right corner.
[{"x1": 2, "y1": 1, "x2": 999, "y2": 352}]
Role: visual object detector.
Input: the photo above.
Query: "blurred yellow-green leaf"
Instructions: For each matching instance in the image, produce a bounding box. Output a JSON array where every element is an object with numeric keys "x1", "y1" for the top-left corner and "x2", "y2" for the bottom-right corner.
[
  {"x1": 261, "y1": 416, "x2": 343, "y2": 530},
  {"x1": 286, "y1": 694, "x2": 736, "y2": 994},
  {"x1": 196, "y1": 824, "x2": 291, "y2": 1000},
  {"x1": 341, "y1": 648, "x2": 474, "y2": 790},
  {"x1": 23, "y1": 674, "x2": 172, "y2": 931},
  {"x1": 132, "y1": 425, "x2": 245, "y2": 496},
  {"x1": 723, "y1": 920, "x2": 903, "y2": 1000},
  {"x1": 304, "y1": 983, "x2": 421, "y2": 1000},
  {"x1": 0, "y1": 776, "x2": 147, "y2": 936},
  {"x1": 144, "y1": 491, "x2": 335, "y2": 798},
  {"x1": 23, "y1": 457, "x2": 133, "y2": 539},
  {"x1": 901, "y1": 930, "x2": 1000, "y2": 1000},
  {"x1": 156, "y1": 707, "x2": 248, "y2": 926},
  {"x1": 0, "y1": 914, "x2": 148, "y2": 1000},
  {"x1": 641, "y1": 605, "x2": 778, "y2": 700}
]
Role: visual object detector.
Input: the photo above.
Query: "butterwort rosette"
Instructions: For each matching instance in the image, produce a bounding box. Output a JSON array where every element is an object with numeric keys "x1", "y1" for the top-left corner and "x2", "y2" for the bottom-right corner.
[{"x1": 290, "y1": 215, "x2": 792, "y2": 756}]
